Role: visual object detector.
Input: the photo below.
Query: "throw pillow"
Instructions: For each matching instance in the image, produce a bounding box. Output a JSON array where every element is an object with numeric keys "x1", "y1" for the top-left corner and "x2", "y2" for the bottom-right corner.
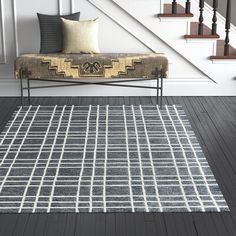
[
  {"x1": 62, "y1": 18, "x2": 100, "y2": 54},
  {"x1": 37, "y1": 12, "x2": 80, "y2": 53}
]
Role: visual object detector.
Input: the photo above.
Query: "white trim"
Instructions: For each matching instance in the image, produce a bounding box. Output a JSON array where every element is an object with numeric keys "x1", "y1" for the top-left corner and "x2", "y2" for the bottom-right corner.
[
  {"x1": 58, "y1": 0, "x2": 62, "y2": 15},
  {"x1": 211, "y1": 59, "x2": 236, "y2": 64},
  {"x1": 185, "y1": 38, "x2": 219, "y2": 44},
  {"x1": 158, "y1": 17, "x2": 192, "y2": 22},
  {"x1": 0, "y1": 0, "x2": 6, "y2": 64},
  {"x1": 71, "y1": 0, "x2": 74, "y2": 13},
  {"x1": 160, "y1": 0, "x2": 164, "y2": 14},
  {"x1": 12, "y1": 0, "x2": 19, "y2": 57}
]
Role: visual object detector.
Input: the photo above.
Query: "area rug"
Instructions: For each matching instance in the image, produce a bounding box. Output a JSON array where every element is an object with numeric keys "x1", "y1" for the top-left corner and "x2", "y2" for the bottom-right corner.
[{"x1": 0, "y1": 105, "x2": 229, "y2": 213}]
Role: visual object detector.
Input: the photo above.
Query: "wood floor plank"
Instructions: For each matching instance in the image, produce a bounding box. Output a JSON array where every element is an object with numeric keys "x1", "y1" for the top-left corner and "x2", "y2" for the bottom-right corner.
[
  {"x1": 95, "y1": 213, "x2": 106, "y2": 236},
  {"x1": 44, "y1": 213, "x2": 67, "y2": 236},
  {"x1": 221, "y1": 212, "x2": 236, "y2": 235},
  {"x1": 0, "y1": 214, "x2": 18, "y2": 236},
  {"x1": 134, "y1": 213, "x2": 146, "y2": 236},
  {"x1": 63, "y1": 213, "x2": 76, "y2": 236},
  {"x1": 12, "y1": 213, "x2": 29, "y2": 236},
  {"x1": 125, "y1": 213, "x2": 136, "y2": 236},
  {"x1": 23, "y1": 214, "x2": 39, "y2": 236},
  {"x1": 105, "y1": 213, "x2": 116, "y2": 236},
  {"x1": 211, "y1": 213, "x2": 230, "y2": 236},
  {"x1": 145, "y1": 221, "x2": 157, "y2": 236},
  {"x1": 153, "y1": 214, "x2": 168, "y2": 236},
  {"x1": 30, "y1": 213, "x2": 48, "y2": 236},
  {"x1": 76, "y1": 213, "x2": 96, "y2": 236},
  {"x1": 115, "y1": 213, "x2": 126, "y2": 236},
  {"x1": 164, "y1": 213, "x2": 180, "y2": 236}
]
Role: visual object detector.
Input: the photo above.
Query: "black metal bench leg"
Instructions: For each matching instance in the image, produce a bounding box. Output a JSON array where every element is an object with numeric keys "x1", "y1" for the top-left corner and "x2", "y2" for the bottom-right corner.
[
  {"x1": 20, "y1": 78, "x2": 24, "y2": 107},
  {"x1": 160, "y1": 72, "x2": 164, "y2": 109},
  {"x1": 156, "y1": 77, "x2": 159, "y2": 105},
  {"x1": 27, "y1": 79, "x2": 31, "y2": 105}
]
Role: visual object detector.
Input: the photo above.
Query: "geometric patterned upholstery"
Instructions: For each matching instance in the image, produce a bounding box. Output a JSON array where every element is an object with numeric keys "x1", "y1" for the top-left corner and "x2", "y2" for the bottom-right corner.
[{"x1": 15, "y1": 53, "x2": 168, "y2": 80}]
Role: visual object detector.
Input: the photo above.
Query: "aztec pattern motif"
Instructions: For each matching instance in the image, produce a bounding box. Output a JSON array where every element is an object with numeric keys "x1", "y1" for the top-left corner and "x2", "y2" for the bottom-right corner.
[
  {"x1": 0, "y1": 105, "x2": 229, "y2": 213},
  {"x1": 15, "y1": 53, "x2": 168, "y2": 80}
]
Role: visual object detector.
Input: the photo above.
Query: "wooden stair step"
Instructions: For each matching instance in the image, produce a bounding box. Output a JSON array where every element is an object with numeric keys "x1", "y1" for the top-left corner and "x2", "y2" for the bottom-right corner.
[
  {"x1": 210, "y1": 40, "x2": 236, "y2": 59},
  {"x1": 158, "y1": 4, "x2": 193, "y2": 17},
  {"x1": 184, "y1": 22, "x2": 220, "y2": 39}
]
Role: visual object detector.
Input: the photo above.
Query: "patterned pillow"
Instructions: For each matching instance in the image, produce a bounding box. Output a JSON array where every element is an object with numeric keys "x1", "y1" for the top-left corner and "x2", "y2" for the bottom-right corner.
[{"x1": 37, "y1": 12, "x2": 80, "y2": 53}]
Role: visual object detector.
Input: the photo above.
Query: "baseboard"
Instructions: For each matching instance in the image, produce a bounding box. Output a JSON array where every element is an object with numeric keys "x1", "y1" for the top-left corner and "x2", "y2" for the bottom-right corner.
[{"x1": 0, "y1": 76, "x2": 235, "y2": 96}]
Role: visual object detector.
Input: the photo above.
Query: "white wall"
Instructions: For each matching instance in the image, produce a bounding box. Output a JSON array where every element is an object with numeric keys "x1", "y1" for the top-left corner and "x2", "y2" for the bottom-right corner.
[{"x1": 0, "y1": 0, "x2": 234, "y2": 96}]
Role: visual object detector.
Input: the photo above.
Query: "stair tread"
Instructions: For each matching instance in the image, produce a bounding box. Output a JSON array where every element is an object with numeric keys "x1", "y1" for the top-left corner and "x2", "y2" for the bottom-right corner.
[
  {"x1": 210, "y1": 40, "x2": 236, "y2": 59},
  {"x1": 158, "y1": 4, "x2": 193, "y2": 17},
  {"x1": 184, "y1": 22, "x2": 220, "y2": 38}
]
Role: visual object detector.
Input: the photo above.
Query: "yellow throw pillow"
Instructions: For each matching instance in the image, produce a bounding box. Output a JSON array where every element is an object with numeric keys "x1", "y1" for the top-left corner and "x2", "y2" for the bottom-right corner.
[{"x1": 61, "y1": 18, "x2": 100, "y2": 54}]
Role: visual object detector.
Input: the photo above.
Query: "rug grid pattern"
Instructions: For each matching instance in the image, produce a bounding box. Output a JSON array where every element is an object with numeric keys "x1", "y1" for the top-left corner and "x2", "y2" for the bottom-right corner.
[{"x1": 0, "y1": 105, "x2": 229, "y2": 212}]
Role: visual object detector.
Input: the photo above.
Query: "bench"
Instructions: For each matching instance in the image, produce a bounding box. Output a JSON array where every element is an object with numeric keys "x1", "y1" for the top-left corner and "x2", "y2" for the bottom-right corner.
[{"x1": 15, "y1": 53, "x2": 168, "y2": 107}]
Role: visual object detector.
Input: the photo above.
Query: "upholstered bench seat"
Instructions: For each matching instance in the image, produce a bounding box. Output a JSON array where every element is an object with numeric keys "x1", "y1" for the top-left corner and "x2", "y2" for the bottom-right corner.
[
  {"x1": 15, "y1": 53, "x2": 168, "y2": 107},
  {"x1": 15, "y1": 53, "x2": 168, "y2": 80}
]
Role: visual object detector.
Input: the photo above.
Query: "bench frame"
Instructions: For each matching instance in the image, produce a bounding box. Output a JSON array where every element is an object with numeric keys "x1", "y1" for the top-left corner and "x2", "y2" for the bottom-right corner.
[{"x1": 19, "y1": 68, "x2": 164, "y2": 107}]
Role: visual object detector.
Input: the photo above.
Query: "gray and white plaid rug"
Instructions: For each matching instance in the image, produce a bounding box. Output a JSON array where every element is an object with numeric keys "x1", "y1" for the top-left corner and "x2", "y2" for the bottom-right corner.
[{"x1": 0, "y1": 105, "x2": 229, "y2": 213}]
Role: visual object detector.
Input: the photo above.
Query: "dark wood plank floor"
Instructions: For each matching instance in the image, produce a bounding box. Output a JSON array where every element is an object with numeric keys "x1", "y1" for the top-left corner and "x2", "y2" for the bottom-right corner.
[{"x1": 0, "y1": 96, "x2": 236, "y2": 236}]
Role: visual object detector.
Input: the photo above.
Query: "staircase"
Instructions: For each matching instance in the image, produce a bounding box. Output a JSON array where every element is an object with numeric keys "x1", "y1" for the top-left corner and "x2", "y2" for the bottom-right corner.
[
  {"x1": 99, "y1": 0, "x2": 236, "y2": 95},
  {"x1": 158, "y1": 0, "x2": 236, "y2": 59}
]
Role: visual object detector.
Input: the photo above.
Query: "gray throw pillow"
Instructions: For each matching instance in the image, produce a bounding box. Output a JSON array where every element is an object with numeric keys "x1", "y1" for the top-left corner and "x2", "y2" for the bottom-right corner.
[{"x1": 37, "y1": 12, "x2": 80, "y2": 53}]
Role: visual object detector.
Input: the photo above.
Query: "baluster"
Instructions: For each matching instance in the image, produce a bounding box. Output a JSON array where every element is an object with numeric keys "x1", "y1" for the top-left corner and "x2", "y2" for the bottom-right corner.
[
  {"x1": 224, "y1": 0, "x2": 231, "y2": 56},
  {"x1": 185, "y1": 0, "x2": 191, "y2": 14},
  {"x1": 198, "y1": 0, "x2": 204, "y2": 35},
  {"x1": 172, "y1": 0, "x2": 177, "y2": 14},
  {"x1": 212, "y1": 0, "x2": 218, "y2": 35}
]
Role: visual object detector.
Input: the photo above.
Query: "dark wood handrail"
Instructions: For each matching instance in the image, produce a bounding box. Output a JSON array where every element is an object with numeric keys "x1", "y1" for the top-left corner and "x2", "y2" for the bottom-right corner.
[{"x1": 224, "y1": 0, "x2": 231, "y2": 56}]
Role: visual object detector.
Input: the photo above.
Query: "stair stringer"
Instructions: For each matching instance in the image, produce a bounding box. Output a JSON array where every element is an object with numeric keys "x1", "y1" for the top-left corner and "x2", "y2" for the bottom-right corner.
[
  {"x1": 87, "y1": 0, "x2": 223, "y2": 96},
  {"x1": 108, "y1": 0, "x2": 236, "y2": 95}
]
